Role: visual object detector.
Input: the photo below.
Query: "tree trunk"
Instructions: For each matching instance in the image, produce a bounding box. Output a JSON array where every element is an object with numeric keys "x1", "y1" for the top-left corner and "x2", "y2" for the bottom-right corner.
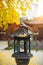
[{"x1": 7, "y1": 34, "x2": 11, "y2": 47}]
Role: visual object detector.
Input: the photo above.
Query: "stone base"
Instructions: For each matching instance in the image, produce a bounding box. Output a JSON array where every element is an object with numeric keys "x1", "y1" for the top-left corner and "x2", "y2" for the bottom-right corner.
[
  {"x1": 12, "y1": 53, "x2": 33, "y2": 65},
  {"x1": 16, "y1": 59, "x2": 30, "y2": 65}
]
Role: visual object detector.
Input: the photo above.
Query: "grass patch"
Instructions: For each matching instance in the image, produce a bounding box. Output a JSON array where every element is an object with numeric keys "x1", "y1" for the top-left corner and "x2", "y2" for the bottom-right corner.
[{"x1": 4, "y1": 46, "x2": 13, "y2": 50}]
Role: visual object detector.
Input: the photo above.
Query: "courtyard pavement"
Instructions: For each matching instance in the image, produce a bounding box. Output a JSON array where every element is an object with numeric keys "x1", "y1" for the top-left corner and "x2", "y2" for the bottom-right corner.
[{"x1": 0, "y1": 41, "x2": 43, "y2": 65}]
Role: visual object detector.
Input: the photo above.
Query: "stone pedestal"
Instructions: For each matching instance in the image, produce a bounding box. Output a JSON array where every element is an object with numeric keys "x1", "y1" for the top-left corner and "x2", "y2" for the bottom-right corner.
[
  {"x1": 16, "y1": 59, "x2": 30, "y2": 65},
  {"x1": 12, "y1": 53, "x2": 33, "y2": 65}
]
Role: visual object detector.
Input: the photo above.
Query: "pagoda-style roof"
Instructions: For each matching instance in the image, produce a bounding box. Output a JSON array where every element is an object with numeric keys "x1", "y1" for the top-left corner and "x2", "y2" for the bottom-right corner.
[
  {"x1": 14, "y1": 25, "x2": 29, "y2": 37},
  {"x1": 23, "y1": 16, "x2": 43, "y2": 27},
  {"x1": 24, "y1": 16, "x2": 43, "y2": 26}
]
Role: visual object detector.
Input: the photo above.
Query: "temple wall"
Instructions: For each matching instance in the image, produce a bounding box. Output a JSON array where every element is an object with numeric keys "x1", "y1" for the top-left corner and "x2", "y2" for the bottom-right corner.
[{"x1": 29, "y1": 25, "x2": 43, "y2": 41}]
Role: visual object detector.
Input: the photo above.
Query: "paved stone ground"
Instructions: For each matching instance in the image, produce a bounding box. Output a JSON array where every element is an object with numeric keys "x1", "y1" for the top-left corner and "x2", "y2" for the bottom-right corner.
[
  {"x1": 0, "y1": 41, "x2": 8, "y2": 50},
  {"x1": 0, "y1": 41, "x2": 43, "y2": 65}
]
